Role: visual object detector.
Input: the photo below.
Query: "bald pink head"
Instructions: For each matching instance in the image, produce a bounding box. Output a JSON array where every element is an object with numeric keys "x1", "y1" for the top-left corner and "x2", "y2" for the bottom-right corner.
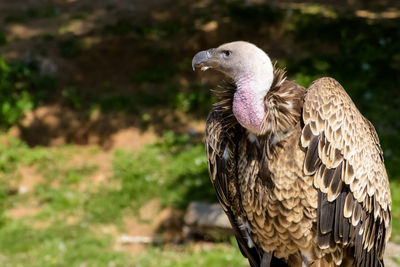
[{"x1": 192, "y1": 41, "x2": 274, "y2": 135}]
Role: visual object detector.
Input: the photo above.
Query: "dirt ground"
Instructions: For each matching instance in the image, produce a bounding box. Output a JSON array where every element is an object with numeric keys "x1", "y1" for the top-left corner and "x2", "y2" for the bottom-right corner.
[{"x1": 1, "y1": 0, "x2": 399, "y2": 149}]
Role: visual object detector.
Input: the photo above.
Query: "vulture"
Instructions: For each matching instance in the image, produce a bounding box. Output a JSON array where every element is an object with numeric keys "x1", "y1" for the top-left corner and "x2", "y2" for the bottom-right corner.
[{"x1": 191, "y1": 41, "x2": 391, "y2": 267}]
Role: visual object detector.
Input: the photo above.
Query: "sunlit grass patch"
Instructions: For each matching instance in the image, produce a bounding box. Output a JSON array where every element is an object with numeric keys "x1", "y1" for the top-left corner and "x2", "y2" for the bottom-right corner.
[
  {"x1": 134, "y1": 243, "x2": 247, "y2": 267},
  {"x1": 84, "y1": 131, "x2": 215, "y2": 224},
  {"x1": 390, "y1": 181, "x2": 400, "y2": 240},
  {"x1": 0, "y1": 133, "x2": 247, "y2": 266},
  {"x1": 0, "y1": 219, "x2": 128, "y2": 267},
  {"x1": 113, "y1": 131, "x2": 215, "y2": 208},
  {"x1": 0, "y1": 135, "x2": 100, "y2": 222}
]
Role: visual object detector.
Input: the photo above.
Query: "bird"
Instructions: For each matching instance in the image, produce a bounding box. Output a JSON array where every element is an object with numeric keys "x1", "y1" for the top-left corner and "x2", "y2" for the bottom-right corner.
[{"x1": 192, "y1": 41, "x2": 392, "y2": 267}]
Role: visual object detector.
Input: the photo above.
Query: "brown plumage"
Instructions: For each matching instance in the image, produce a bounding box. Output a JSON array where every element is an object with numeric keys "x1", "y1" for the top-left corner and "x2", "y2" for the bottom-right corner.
[{"x1": 193, "y1": 41, "x2": 391, "y2": 267}]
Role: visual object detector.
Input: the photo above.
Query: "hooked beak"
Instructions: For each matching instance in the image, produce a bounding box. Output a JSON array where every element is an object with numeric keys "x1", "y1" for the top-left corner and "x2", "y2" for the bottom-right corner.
[{"x1": 192, "y1": 48, "x2": 216, "y2": 71}]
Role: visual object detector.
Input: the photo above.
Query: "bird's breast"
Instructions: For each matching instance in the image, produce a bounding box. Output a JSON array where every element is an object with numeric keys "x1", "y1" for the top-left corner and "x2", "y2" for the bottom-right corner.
[{"x1": 238, "y1": 126, "x2": 318, "y2": 259}]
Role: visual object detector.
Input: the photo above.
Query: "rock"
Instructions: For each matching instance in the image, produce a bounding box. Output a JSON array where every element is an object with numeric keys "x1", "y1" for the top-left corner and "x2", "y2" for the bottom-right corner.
[
  {"x1": 39, "y1": 57, "x2": 58, "y2": 76},
  {"x1": 183, "y1": 202, "x2": 233, "y2": 240}
]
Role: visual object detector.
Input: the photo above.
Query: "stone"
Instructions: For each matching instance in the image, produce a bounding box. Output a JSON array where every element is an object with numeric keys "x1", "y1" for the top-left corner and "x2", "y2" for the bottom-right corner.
[{"x1": 183, "y1": 202, "x2": 233, "y2": 240}]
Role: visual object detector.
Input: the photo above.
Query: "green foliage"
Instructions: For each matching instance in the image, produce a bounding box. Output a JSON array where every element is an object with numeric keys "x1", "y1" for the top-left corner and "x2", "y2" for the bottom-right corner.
[
  {"x1": 0, "y1": 57, "x2": 55, "y2": 129},
  {"x1": 130, "y1": 65, "x2": 177, "y2": 84},
  {"x1": 61, "y1": 86, "x2": 83, "y2": 109},
  {"x1": 0, "y1": 58, "x2": 34, "y2": 128},
  {"x1": 4, "y1": 5, "x2": 58, "y2": 24},
  {"x1": 25, "y1": 5, "x2": 58, "y2": 19},
  {"x1": 102, "y1": 19, "x2": 134, "y2": 36},
  {"x1": 0, "y1": 31, "x2": 6, "y2": 46},
  {"x1": 174, "y1": 84, "x2": 212, "y2": 114},
  {"x1": 102, "y1": 18, "x2": 181, "y2": 38},
  {"x1": 229, "y1": 2, "x2": 284, "y2": 24},
  {"x1": 58, "y1": 38, "x2": 83, "y2": 58}
]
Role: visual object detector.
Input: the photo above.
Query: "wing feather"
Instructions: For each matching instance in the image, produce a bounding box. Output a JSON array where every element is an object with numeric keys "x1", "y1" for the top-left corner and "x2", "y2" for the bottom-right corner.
[
  {"x1": 206, "y1": 106, "x2": 263, "y2": 267},
  {"x1": 300, "y1": 77, "x2": 391, "y2": 265}
]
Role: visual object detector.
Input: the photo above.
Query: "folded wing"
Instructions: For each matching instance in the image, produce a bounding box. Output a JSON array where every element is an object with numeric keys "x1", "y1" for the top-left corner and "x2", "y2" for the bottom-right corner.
[{"x1": 301, "y1": 77, "x2": 392, "y2": 266}]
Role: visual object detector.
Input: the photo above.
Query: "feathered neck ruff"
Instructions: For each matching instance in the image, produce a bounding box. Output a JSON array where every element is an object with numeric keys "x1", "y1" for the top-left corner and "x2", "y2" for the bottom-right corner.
[
  {"x1": 212, "y1": 66, "x2": 286, "y2": 113},
  {"x1": 211, "y1": 66, "x2": 305, "y2": 152}
]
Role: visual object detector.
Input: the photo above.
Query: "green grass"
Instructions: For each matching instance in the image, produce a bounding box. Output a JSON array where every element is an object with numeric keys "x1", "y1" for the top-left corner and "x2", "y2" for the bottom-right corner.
[
  {"x1": 0, "y1": 219, "x2": 128, "y2": 267},
  {"x1": 0, "y1": 133, "x2": 232, "y2": 266},
  {"x1": 84, "y1": 131, "x2": 215, "y2": 223},
  {"x1": 113, "y1": 131, "x2": 214, "y2": 208},
  {"x1": 1, "y1": 129, "x2": 400, "y2": 266},
  {"x1": 0, "y1": 132, "x2": 214, "y2": 224},
  {"x1": 0, "y1": 136, "x2": 128, "y2": 266},
  {"x1": 0, "y1": 133, "x2": 245, "y2": 267},
  {"x1": 134, "y1": 244, "x2": 246, "y2": 267},
  {"x1": 0, "y1": 217, "x2": 244, "y2": 267},
  {"x1": 390, "y1": 181, "x2": 400, "y2": 239}
]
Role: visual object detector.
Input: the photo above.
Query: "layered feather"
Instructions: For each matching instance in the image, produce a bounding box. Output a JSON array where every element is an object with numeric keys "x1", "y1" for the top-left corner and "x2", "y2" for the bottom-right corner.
[{"x1": 301, "y1": 77, "x2": 392, "y2": 266}]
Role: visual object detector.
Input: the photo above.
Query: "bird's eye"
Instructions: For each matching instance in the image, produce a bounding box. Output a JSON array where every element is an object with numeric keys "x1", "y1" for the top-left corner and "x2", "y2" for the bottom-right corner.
[{"x1": 222, "y1": 50, "x2": 231, "y2": 57}]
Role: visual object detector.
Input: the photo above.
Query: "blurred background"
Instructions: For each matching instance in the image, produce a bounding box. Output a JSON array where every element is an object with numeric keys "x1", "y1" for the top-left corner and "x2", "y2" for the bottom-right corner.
[{"x1": 0, "y1": 0, "x2": 399, "y2": 266}]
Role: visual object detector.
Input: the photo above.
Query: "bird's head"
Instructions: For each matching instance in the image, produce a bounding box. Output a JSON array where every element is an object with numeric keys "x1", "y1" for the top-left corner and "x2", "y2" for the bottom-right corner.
[
  {"x1": 192, "y1": 41, "x2": 274, "y2": 90},
  {"x1": 192, "y1": 41, "x2": 275, "y2": 135}
]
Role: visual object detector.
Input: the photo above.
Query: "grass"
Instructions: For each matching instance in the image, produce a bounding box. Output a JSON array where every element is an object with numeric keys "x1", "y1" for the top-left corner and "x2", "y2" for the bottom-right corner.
[
  {"x1": 1, "y1": 125, "x2": 400, "y2": 265},
  {"x1": 85, "y1": 131, "x2": 215, "y2": 223},
  {"x1": 390, "y1": 181, "x2": 400, "y2": 239},
  {"x1": 0, "y1": 133, "x2": 225, "y2": 266},
  {"x1": 0, "y1": 220, "x2": 127, "y2": 267},
  {"x1": 134, "y1": 243, "x2": 246, "y2": 267},
  {"x1": 0, "y1": 136, "x2": 127, "y2": 266}
]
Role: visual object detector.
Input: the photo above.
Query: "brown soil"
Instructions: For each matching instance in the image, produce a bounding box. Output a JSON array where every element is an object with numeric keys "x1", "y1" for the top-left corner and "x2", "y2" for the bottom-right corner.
[
  {"x1": 112, "y1": 198, "x2": 185, "y2": 254},
  {"x1": 13, "y1": 165, "x2": 44, "y2": 194},
  {"x1": 116, "y1": 216, "x2": 155, "y2": 254},
  {"x1": 8, "y1": 105, "x2": 205, "y2": 149},
  {"x1": 7, "y1": 204, "x2": 41, "y2": 219}
]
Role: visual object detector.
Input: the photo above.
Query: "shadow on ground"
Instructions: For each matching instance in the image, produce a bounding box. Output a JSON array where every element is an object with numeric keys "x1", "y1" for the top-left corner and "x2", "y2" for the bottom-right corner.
[{"x1": 0, "y1": 0, "x2": 399, "y2": 174}]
